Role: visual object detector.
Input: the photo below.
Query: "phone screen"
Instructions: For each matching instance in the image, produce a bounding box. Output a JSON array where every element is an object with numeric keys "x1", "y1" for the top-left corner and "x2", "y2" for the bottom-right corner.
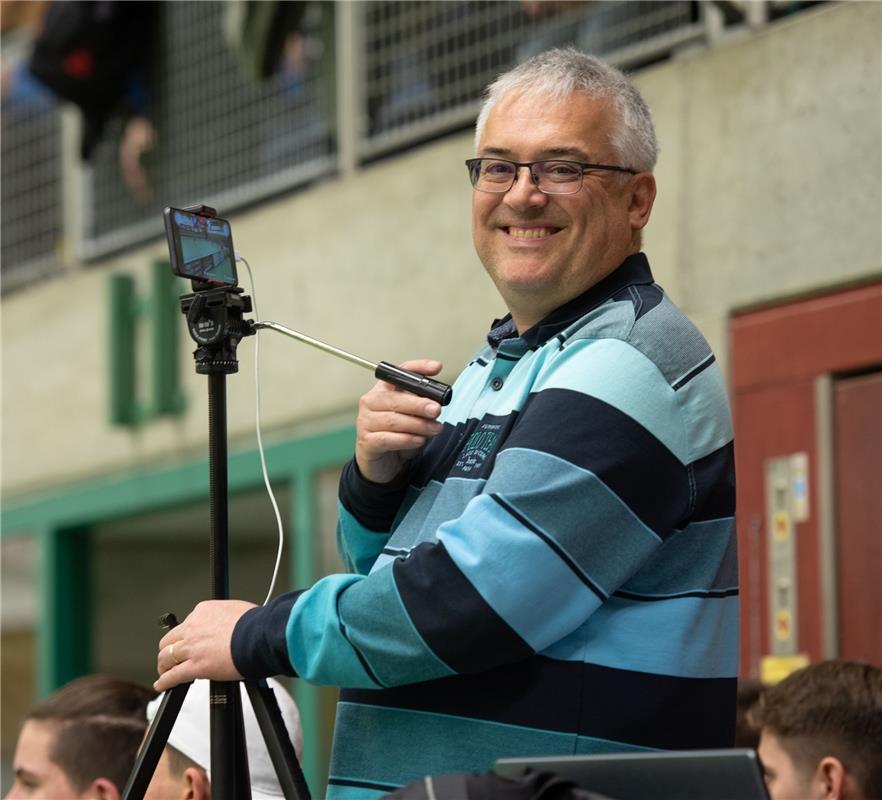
[{"x1": 164, "y1": 207, "x2": 238, "y2": 287}]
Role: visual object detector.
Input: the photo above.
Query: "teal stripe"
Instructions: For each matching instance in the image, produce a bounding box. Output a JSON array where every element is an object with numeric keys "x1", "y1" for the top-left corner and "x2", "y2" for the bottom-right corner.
[
  {"x1": 338, "y1": 562, "x2": 455, "y2": 685},
  {"x1": 337, "y1": 503, "x2": 390, "y2": 575},
  {"x1": 623, "y1": 518, "x2": 738, "y2": 596},
  {"x1": 487, "y1": 449, "x2": 662, "y2": 589},
  {"x1": 327, "y1": 701, "x2": 580, "y2": 792},
  {"x1": 286, "y1": 573, "x2": 379, "y2": 687},
  {"x1": 326, "y1": 784, "x2": 390, "y2": 800},
  {"x1": 533, "y1": 338, "x2": 688, "y2": 463}
]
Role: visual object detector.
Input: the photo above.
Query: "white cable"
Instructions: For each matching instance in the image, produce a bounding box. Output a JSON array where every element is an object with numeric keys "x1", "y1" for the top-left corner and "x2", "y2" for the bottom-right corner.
[{"x1": 237, "y1": 254, "x2": 284, "y2": 607}]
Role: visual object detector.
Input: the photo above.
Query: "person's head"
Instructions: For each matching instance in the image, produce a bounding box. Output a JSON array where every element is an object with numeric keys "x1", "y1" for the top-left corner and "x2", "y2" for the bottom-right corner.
[
  {"x1": 748, "y1": 660, "x2": 882, "y2": 800},
  {"x1": 5, "y1": 674, "x2": 157, "y2": 799},
  {"x1": 143, "y1": 678, "x2": 303, "y2": 800},
  {"x1": 470, "y1": 47, "x2": 658, "y2": 333}
]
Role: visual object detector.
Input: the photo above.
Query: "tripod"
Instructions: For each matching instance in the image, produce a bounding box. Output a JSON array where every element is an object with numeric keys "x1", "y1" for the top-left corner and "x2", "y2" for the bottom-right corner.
[{"x1": 122, "y1": 284, "x2": 309, "y2": 800}]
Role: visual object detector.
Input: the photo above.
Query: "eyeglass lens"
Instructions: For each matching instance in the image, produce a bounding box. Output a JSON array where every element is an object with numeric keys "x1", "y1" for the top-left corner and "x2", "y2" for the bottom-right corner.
[{"x1": 470, "y1": 159, "x2": 583, "y2": 194}]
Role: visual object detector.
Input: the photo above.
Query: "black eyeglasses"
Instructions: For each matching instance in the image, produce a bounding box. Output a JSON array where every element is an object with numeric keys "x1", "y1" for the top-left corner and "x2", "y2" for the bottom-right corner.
[{"x1": 465, "y1": 158, "x2": 636, "y2": 195}]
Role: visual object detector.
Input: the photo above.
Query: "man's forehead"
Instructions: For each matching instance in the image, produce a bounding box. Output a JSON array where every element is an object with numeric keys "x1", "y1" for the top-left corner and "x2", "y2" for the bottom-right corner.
[{"x1": 478, "y1": 90, "x2": 614, "y2": 156}]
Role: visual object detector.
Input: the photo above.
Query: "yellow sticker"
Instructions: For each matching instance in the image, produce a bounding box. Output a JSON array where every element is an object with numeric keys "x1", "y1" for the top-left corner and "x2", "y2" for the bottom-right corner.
[
  {"x1": 773, "y1": 510, "x2": 791, "y2": 541},
  {"x1": 761, "y1": 654, "x2": 810, "y2": 685}
]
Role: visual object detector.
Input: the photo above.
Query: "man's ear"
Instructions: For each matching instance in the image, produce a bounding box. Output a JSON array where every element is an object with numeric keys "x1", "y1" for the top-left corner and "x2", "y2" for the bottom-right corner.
[
  {"x1": 84, "y1": 776, "x2": 122, "y2": 800},
  {"x1": 183, "y1": 765, "x2": 211, "y2": 800},
  {"x1": 815, "y1": 756, "x2": 847, "y2": 800},
  {"x1": 627, "y1": 172, "x2": 656, "y2": 233}
]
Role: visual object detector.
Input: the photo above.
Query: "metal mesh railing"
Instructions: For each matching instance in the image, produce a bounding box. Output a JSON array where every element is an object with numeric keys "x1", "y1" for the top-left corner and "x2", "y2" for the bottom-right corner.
[
  {"x1": 360, "y1": 1, "x2": 699, "y2": 157},
  {"x1": 2, "y1": 0, "x2": 772, "y2": 293},
  {"x1": 82, "y1": 1, "x2": 336, "y2": 259},
  {"x1": 0, "y1": 49, "x2": 64, "y2": 292}
]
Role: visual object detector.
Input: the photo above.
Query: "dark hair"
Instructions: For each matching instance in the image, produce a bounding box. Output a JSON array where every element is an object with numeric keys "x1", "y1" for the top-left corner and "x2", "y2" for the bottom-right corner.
[
  {"x1": 166, "y1": 744, "x2": 203, "y2": 779},
  {"x1": 26, "y1": 674, "x2": 157, "y2": 793},
  {"x1": 748, "y1": 660, "x2": 882, "y2": 798}
]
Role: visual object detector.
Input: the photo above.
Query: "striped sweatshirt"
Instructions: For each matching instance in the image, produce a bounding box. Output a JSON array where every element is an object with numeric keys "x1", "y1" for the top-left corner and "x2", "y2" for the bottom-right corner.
[{"x1": 233, "y1": 253, "x2": 738, "y2": 799}]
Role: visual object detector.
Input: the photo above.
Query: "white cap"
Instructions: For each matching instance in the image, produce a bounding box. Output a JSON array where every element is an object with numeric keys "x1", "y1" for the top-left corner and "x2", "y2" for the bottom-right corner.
[{"x1": 146, "y1": 679, "x2": 304, "y2": 800}]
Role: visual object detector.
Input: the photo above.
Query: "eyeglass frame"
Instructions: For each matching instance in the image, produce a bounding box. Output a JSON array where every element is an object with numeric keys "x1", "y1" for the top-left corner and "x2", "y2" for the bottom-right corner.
[{"x1": 465, "y1": 157, "x2": 637, "y2": 195}]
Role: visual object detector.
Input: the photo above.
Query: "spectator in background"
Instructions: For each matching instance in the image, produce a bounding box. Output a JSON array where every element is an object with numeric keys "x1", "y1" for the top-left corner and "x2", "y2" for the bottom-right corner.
[
  {"x1": 142, "y1": 678, "x2": 303, "y2": 800},
  {"x1": 5, "y1": 674, "x2": 156, "y2": 799},
  {"x1": 748, "y1": 660, "x2": 882, "y2": 800},
  {"x1": 734, "y1": 677, "x2": 763, "y2": 749}
]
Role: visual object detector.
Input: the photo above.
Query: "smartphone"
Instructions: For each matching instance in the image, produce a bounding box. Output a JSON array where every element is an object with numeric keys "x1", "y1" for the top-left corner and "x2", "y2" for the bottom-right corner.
[{"x1": 163, "y1": 206, "x2": 238, "y2": 287}]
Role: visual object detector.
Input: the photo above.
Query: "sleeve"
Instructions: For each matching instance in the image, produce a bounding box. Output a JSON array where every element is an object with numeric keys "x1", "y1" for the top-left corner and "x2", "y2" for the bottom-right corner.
[
  {"x1": 336, "y1": 457, "x2": 412, "y2": 575},
  {"x1": 233, "y1": 339, "x2": 695, "y2": 689}
]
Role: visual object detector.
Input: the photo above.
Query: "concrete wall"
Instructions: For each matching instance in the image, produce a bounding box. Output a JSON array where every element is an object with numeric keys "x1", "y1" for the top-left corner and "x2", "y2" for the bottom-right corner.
[{"x1": 3, "y1": 1, "x2": 880, "y2": 499}]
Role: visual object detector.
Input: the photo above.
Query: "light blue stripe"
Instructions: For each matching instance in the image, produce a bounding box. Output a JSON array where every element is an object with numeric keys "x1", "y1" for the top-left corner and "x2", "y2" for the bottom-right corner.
[
  {"x1": 568, "y1": 594, "x2": 739, "y2": 678},
  {"x1": 675, "y1": 362, "x2": 734, "y2": 461},
  {"x1": 438, "y1": 495, "x2": 605, "y2": 652},
  {"x1": 381, "y1": 478, "x2": 485, "y2": 555},
  {"x1": 337, "y1": 503, "x2": 390, "y2": 575},
  {"x1": 486, "y1": 449, "x2": 662, "y2": 590},
  {"x1": 532, "y1": 337, "x2": 689, "y2": 463}
]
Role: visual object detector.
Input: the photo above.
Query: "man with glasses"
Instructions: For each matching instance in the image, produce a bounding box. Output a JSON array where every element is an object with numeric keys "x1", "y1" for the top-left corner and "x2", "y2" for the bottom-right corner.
[{"x1": 154, "y1": 48, "x2": 737, "y2": 798}]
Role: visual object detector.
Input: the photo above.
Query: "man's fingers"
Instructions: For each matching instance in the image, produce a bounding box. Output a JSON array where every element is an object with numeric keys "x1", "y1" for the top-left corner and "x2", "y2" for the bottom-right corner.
[
  {"x1": 153, "y1": 662, "x2": 195, "y2": 693},
  {"x1": 396, "y1": 359, "x2": 442, "y2": 376}
]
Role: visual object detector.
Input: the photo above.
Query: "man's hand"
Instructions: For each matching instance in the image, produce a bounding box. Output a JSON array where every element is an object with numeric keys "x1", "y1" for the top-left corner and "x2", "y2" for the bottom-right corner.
[
  {"x1": 155, "y1": 600, "x2": 256, "y2": 692},
  {"x1": 356, "y1": 359, "x2": 445, "y2": 484}
]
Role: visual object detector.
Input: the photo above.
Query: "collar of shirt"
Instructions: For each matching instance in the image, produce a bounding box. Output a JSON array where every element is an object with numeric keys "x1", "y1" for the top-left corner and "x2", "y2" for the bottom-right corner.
[{"x1": 485, "y1": 252, "x2": 655, "y2": 350}]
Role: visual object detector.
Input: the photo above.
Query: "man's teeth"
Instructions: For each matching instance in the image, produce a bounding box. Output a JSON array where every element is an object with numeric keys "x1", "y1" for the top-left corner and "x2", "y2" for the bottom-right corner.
[{"x1": 508, "y1": 227, "x2": 554, "y2": 239}]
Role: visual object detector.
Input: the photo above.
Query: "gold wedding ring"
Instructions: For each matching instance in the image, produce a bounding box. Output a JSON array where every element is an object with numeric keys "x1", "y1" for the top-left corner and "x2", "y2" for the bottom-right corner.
[{"x1": 169, "y1": 643, "x2": 181, "y2": 665}]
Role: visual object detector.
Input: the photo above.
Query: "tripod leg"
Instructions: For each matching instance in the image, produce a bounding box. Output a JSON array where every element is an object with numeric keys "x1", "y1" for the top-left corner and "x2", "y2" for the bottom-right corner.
[
  {"x1": 245, "y1": 679, "x2": 312, "y2": 800},
  {"x1": 122, "y1": 682, "x2": 191, "y2": 800},
  {"x1": 211, "y1": 680, "x2": 252, "y2": 800}
]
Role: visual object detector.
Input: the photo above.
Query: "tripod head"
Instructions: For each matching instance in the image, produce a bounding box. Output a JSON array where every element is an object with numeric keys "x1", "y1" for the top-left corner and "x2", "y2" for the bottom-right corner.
[{"x1": 180, "y1": 284, "x2": 255, "y2": 374}]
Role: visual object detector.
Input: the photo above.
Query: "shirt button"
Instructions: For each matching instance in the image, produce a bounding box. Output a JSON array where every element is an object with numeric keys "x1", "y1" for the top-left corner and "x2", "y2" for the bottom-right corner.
[{"x1": 491, "y1": 377, "x2": 504, "y2": 391}]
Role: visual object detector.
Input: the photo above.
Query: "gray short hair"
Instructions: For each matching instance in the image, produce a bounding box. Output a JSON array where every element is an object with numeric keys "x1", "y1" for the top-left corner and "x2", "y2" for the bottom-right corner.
[{"x1": 475, "y1": 48, "x2": 658, "y2": 173}]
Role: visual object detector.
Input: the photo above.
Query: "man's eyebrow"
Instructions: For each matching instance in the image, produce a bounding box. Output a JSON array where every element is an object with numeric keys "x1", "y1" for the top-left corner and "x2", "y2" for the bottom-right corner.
[{"x1": 476, "y1": 146, "x2": 595, "y2": 161}]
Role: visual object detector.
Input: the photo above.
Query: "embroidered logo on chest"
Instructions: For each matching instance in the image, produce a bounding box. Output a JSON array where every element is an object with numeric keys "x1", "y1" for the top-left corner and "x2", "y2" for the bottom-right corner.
[{"x1": 453, "y1": 422, "x2": 502, "y2": 475}]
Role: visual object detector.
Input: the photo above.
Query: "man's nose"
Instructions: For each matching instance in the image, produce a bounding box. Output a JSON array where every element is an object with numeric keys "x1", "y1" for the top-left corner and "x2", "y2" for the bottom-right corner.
[{"x1": 503, "y1": 165, "x2": 548, "y2": 209}]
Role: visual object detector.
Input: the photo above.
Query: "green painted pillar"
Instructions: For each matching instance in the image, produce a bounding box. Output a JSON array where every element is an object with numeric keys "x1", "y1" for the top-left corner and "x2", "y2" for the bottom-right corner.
[
  {"x1": 291, "y1": 468, "x2": 324, "y2": 795},
  {"x1": 37, "y1": 526, "x2": 92, "y2": 697}
]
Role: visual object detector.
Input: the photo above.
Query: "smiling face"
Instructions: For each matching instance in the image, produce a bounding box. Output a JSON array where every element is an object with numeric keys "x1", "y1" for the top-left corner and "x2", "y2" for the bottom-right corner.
[{"x1": 471, "y1": 90, "x2": 655, "y2": 332}]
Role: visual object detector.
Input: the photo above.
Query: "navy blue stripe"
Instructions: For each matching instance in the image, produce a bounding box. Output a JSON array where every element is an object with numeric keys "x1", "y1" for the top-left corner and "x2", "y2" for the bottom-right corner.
[
  {"x1": 691, "y1": 441, "x2": 736, "y2": 521},
  {"x1": 522, "y1": 253, "x2": 654, "y2": 348},
  {"x1": 612, "y1": 282, "x2": 664, "y2": 322},
  {"x1": 393, "y1": 541, "x2": 533, "y2": 673},
  {"x1": 338, "y1": 458, "x2": 411, "y2": 533},
  {"x1": 490, "y1": 494, "x2": 607, "y2": 602},
  {"x1": 504, "y1": 389, "x2": 690, "y2": 536},
  {"x1": 672, "y1": 353, "x2": 716, "y2": 391},
  {"x1": 497, "y1": 351, "x2": 520, "y2": 362},
  {"x1": 615, "y1": 587, "x2": 739, "y2": 602},
  {"x1": 341, "y1": 656, "x2": 736, "y2": 750},
  {"x1": 413, "y1": 412, "x2": 520, "y2": 487},
  {"x1": 328, "y1": 778, "x2": 398, "y2": 791},
  {"x1": 232, "y1": 591, "x2": 303, "y2": 679}
]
